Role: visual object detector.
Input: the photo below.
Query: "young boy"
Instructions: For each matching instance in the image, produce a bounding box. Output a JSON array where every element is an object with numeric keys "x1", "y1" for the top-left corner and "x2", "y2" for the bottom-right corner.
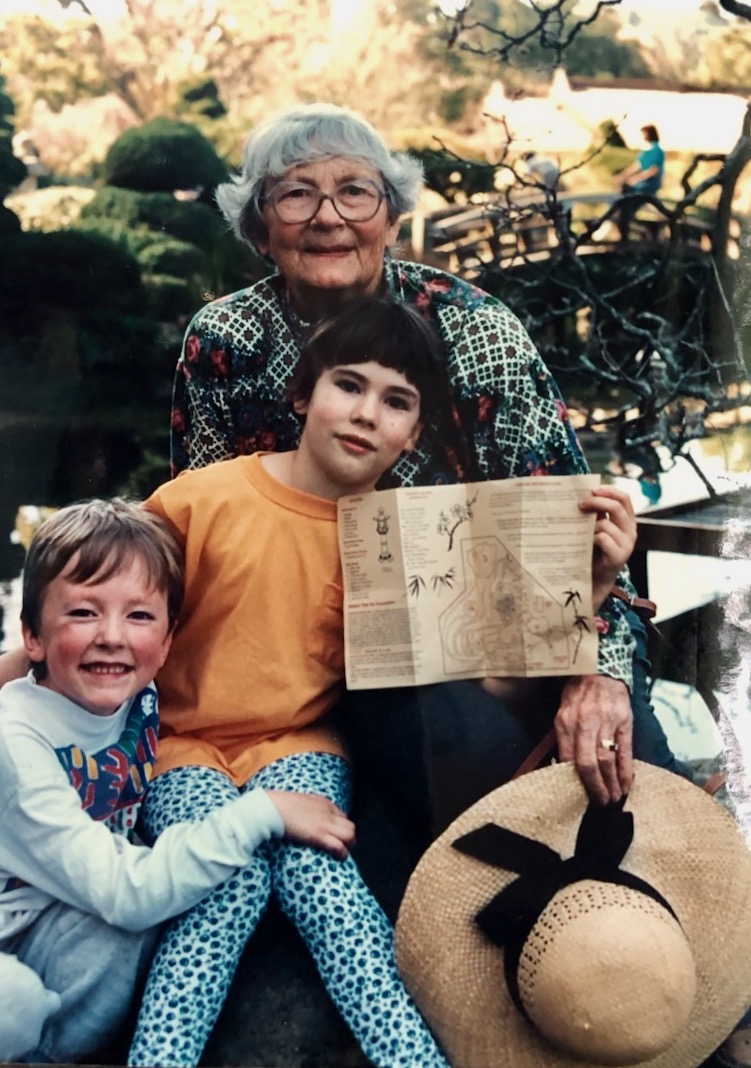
[
  {"x1": 0, "y1": 499, "x2": 354, "y2": 1064},
  {"x1": 128, "y1": 297, "x2": 454, "y2": 1068}
]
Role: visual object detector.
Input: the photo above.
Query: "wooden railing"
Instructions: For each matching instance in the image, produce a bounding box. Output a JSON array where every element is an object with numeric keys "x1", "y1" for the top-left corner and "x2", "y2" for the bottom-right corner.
[{"x1": 410, "y1": 191, "x2": 724, "y2": 276}]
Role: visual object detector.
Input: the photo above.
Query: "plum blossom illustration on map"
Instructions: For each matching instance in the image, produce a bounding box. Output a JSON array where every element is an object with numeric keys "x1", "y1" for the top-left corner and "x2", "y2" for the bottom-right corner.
[{"x1": 437, "y1": 489, "x2": 479, "y2": 551}]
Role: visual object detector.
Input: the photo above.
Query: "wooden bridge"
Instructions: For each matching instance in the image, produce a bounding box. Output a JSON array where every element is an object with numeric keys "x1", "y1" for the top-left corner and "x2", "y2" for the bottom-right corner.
[{"x1": 409, "y1": 191, "x2": 731, "y2": 278}]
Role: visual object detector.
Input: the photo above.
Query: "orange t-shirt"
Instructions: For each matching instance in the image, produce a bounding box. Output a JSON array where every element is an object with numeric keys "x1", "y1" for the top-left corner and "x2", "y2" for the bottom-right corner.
[{"x1": 145, "y1": 454, "x2": 346, "y2": 786}]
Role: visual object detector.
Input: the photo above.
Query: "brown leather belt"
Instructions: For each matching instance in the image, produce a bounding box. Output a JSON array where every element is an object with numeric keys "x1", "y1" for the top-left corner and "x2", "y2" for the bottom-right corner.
[{"x1": 608, "y1": 585, "x2": 657, "y2": 621}]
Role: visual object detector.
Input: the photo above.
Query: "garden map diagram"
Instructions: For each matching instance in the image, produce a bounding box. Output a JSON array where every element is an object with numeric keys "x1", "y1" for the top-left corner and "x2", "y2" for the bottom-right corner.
[
  {"x1": 438, "y1": 535, "x2": 572, "y2": 676},
  {"x1": 338, "y1": 474, "x2": 600, "y2": 689}
]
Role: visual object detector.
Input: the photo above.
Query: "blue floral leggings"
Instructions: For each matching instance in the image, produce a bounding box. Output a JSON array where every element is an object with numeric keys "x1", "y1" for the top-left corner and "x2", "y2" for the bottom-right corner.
[{"x1": 127, "y1": 752, "x2": 448, "y2": 1068}]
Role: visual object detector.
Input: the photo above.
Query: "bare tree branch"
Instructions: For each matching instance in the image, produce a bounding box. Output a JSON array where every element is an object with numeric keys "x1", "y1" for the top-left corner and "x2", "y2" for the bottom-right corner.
[
  {"x1": 442, "y1": 0, "x2": 623, "y2": 65},
  {"x1": 718, "y1": 0, "x2": 751, "y2": 19}
]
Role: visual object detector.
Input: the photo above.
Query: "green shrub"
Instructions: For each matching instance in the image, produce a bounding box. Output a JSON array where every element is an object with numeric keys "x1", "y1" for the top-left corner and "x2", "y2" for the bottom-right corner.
[
  {"x1": 72, "y1": 215, "x2": 158, "y2": 258},
  {"x1": 81, "y1": 187, "x2": 223, "y2": 251},
  {"x1": 0, "y1": 229, "x2": 141, "y2": 312},
  {"x1": 143, "y1": 273, "x2": 195, "y2": 319},
  {"x1": 134, "y1": 195, "x2": 222, "y2": 250},
  {"x1": 178, "y1": 77, "x2": 227, "y2": 121},
  {"x1": 103, "y1": 118, "x2": 228, "y2": 193},
  {"x1": 409, "y1": 148, "x2": 496, "y2": 203},
  {"x1": 0, "y1": 78, "x2": 27, "y2": 198},
  {"x1": 393, "y1": 128, "x2": 494, "y2": 203},
  {"x1": 598, "y1": 120, "x2": 627, "y2": 149},
  {"x1": 0, "y1": 228, "x2": 168, "y2": 397},
  {"x1": 0, "y1": 203, "x2": 21, "y2": 235},
  {"x1": 79, "y1": 186, "x2": 144, "y2": 226},
  {"x1": 139, "y1": 238, "x2": 204, "y2": 277}
]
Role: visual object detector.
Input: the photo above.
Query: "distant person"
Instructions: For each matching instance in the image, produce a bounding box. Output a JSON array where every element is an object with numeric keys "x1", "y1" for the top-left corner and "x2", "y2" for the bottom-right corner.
[
  {"x1": 521, "y1": 150, "x2": 564, "y2": 191},
  {"x1": 615, "y1": 125, "x2": 665, "y2": 196},
  {"x1": 614, "y1": 125, "x2": 665, "y2": 240}
]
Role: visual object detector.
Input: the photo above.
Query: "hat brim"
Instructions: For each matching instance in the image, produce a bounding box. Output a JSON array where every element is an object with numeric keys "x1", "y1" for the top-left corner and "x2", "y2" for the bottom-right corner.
[{"x1": 396, "y1": 761, "x2": 751, "y2": 1068}]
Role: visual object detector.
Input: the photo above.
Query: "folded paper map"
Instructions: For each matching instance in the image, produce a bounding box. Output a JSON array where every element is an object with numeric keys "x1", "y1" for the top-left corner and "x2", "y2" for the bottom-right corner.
[{"x1": 338, "y1": 474, "x2": 600, "y2": 689}]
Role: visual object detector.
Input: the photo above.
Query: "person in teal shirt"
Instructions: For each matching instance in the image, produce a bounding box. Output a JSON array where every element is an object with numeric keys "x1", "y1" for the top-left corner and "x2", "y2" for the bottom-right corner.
[
  {"x1": 615, "y1": 124, "x2": 665, "y2": 237},
  {"x1": 617, "y1": 124, "x2": 665, "y2": 195}
]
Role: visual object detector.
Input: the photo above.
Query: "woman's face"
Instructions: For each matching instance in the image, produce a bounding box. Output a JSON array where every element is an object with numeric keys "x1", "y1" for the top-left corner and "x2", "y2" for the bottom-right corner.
[{"x1": 258, "y1": 157, "x2": 400, "y2": 317}]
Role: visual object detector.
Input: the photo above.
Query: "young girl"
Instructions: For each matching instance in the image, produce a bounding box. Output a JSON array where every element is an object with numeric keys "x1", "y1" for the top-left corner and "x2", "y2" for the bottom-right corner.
[{"x1": 129, "y1": 298, "x2": 453, "y2": 1068}]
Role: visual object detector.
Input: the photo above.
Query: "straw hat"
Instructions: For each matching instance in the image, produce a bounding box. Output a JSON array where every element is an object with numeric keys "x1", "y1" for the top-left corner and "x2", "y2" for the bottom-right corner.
[{"x1": 396, "y1": 761, "x2": 751, "y2": 1068}]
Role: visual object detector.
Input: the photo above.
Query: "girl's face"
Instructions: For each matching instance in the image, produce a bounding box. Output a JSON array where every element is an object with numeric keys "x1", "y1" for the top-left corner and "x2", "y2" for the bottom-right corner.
[{"x1": 291, "y1": 360, "x2": 422, "y2": 499}]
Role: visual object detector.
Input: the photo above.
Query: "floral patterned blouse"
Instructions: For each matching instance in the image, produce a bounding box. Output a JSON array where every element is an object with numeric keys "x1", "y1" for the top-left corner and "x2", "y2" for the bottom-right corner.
[{"x1": 170, "y1": 258, "x2": 635, "y2": 685}]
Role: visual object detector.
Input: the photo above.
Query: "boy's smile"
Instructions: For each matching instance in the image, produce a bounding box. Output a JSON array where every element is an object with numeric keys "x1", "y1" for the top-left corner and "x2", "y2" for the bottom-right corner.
[
  {"x1": 23, "y1": 554, "x2": 173, "y2": 717},
  {"x1": 289, "y1": 360, "x2": 422, "y2": 499}
]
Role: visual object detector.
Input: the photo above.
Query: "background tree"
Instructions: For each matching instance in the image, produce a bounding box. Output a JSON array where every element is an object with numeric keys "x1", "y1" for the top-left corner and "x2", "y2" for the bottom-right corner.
[
  {"x1": 0, "y1": 13, "x2": 111, "y2": 125},
  {"x1": 435, "y1": 0, "x2": 751, "y2": 483},
  {"x1": 440, "y1": 0, "x2": 648, "y2": 89},
  {"x1": 0, "y1": 72, "x2": 26, "y2": 235},
  {"x1": 439, "y1": 0, "x2": 750, "y2": 70},
  {"x1": 76, "y1": 117, "x2": 260, "y2": 320}
]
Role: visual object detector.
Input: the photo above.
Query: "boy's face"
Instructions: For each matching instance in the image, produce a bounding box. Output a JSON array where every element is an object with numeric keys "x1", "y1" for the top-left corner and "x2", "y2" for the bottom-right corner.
[
  {"x1": 293, "y1": 360, "x2": 422, "y2": 498},
  {"x1": 23, "y1": 553, "x2": 173, "y2": 717}
]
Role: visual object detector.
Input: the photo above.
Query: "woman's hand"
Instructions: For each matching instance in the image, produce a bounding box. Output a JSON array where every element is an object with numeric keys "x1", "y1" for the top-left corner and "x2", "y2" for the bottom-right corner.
[
  {"x1": 578, "y1": 485, "x2": 637, "y2": 611},
  {"x1": 266, "y1": 791, "x2": 356, "y2": 860},
  {"x1": 555, "y1": 674, "x2": 634, "y2": 804}
]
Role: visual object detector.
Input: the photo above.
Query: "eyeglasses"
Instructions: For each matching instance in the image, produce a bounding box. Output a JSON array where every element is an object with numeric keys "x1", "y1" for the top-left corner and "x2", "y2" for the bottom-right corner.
[{"x1": 264, "y1": 179, "x2": 387, "y2": 224}]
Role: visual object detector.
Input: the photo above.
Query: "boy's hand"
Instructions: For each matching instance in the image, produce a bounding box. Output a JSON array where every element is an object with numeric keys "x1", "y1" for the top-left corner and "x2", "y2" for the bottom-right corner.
[
  {"x1": 266, "y1": 791, "x2": 356, "y2": 860},
  {"x1": 578, "y1": 486, "x2": 637, "y2": 611}
]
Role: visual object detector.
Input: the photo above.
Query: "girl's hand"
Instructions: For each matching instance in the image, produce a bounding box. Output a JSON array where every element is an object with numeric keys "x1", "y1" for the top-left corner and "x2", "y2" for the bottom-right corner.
[
  {"x1": 578, "y1": 486, "x2": 637, "y2": 611},
  {"x1": 265, "y1": 790, "x2": 356, "y2": 860}
]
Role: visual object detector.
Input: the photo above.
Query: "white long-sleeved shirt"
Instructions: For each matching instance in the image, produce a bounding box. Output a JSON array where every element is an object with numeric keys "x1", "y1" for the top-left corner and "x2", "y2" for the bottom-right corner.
[{"x1": 0, "y1": 675, "x2": 283, "y2": 940}]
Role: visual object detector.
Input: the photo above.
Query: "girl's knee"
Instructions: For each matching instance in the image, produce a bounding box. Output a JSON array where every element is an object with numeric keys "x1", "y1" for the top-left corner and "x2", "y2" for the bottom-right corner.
[
  {"x1": 248, "y1": 753, "x2": 354, "y2": 812},
  {"x1": 274, "y1": 847, "x2": 366, "y2": 916},
  {"x1": 140, "y1": 766, "x2": 239, "y2": 842}
]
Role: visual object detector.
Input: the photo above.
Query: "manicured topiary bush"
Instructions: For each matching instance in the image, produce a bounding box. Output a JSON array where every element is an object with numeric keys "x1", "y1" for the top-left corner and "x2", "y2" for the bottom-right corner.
[
  {"x1": 102, "y1": 118, "x2": 228, "y2": 194},
  {"x1": 142, "y1": 274, "x2": 195, "y2": 320},
  {"x1": 0, "y1": 229, "x2": 141, "y2": 313},
  {"x1": 138, "y1": 238, "x2": 205, "y2": 278},
  {"x1": 72, "y1": 216, "x2": 158, "y2": 257},
  {"x1": 0, "y1": 227, "x2": 171, "y2": 399},
  {"x1": 80, "y1": 187, "x2": 223, "y2": 251},
  {"x1": 80, "y1": 120, "x2": 265, "y2": 318},
  {"x1": 0, "y1": 74, "x2": 26, "y2": 235},
  {"x1": 177, "y1": 77, "x2": 227, "y2": 121}
]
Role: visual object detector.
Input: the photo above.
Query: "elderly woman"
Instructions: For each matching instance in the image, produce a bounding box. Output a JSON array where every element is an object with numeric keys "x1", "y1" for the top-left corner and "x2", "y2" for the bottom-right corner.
[{"x1": 171, "y1": 102, "x2": 682, "y2": 816}]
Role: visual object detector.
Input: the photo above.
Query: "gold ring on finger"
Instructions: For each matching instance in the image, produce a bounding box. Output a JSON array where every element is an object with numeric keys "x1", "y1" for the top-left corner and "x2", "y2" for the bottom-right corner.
[{"x1": 599, "y1": 738, "x2": 619, "y2": 752}]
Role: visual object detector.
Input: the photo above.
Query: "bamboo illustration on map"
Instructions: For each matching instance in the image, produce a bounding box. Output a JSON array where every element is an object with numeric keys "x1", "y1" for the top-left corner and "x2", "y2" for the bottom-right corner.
[{"x1": 337, "y1": 473, "x2": 601, "y2": 689}]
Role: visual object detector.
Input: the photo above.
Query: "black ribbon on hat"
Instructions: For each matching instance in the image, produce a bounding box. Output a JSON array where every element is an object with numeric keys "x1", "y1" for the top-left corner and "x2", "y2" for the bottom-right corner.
[{"x1": 452, "y1": 798, "x2": 679, "y2": 1021}]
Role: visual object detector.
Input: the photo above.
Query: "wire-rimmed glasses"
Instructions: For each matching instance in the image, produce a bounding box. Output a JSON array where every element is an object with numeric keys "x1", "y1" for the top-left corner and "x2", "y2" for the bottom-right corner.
[{"x1": 264, "y1": 179, "x2": 386, "y2": 224}]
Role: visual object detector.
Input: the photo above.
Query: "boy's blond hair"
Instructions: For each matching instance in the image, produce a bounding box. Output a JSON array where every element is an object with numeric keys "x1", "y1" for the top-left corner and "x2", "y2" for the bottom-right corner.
[{"x1": 21, "y1": 499, "x2": 184, "y2": 637}]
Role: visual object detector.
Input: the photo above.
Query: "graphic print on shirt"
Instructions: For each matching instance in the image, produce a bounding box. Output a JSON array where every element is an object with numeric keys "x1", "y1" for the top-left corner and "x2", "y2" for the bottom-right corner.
[{"x1": 54, "y1": 687, "x2": 159, "y2": 831}]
